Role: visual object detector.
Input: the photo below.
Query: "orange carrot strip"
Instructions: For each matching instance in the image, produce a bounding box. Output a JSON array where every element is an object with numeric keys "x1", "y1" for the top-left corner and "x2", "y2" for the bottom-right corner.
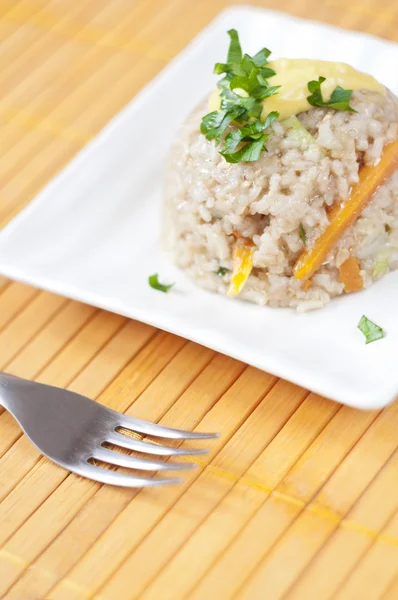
[
  {"x1": 294, "y1": 139, "x2": 398, "y2": 281},
  {"x1": 339, "y1": 255, "x2": 363, "y2": 293},
  {"x1": 227, "y1": 239, "x2": 254, "y2": 296},
  {"x1": 302, "y1": 279, "x2": 312, "y2": 291}
]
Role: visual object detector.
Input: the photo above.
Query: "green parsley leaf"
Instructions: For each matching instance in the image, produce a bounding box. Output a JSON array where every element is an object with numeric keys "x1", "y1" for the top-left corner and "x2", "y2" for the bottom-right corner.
[
  {"x1": 221, "y1": 129, "x2": 244, "y2": 154},
  {"x1": 200, "y1": 110, "x2": 226, "y2": 140},
  {"x1": 200, "y1": 109, "x2": 242, "y2": 142},
  {"x1": 262, "y1": 111, "x2": 279, "y2": 130},
  {"x1": 241, "y1": 53, "x2": 254, "y2": 77},
  {"x1": 217, "y1": 266, "x2": 229, "y2": 277},
  {"x1": 214, "y1": 63, "x2": 228, "y2": 75},
  {"x1": 327, "y1": 86, "x2": 356, "y2": 111},
  {"x1": 222, "y1": 135, "x2": 268, "y2": 163},
  {"x1": 307, "y1": 76, "x2": 326, "y2": 105},
  {"x1": 299, "y1": 223, "x2": 307, "y2": 244},
  {"x1": 201, "y1": 30, "x2": 279, "y2": 164},
  {"x1": 240, "y1": 119, "x2": 266, "y2": 137},
  {"x1": 252, "y1": 47, "x2": 272, "y2": 67},
  {"x1": 357, "y1": 315, "x2": 384, "y2": 344},
  {"x1": 250, "y1": 84, "x2": 281, "y2": 101},
  {"x1": 307, "y1": 77, "x2": 355, "y2": 112},
  {"x1": 221, "y1": 112, "x2": 278, "y2": 163},
  {"x1": 219, "y1": 87, "x2": 258, "y2": 117},
  {"x1": 148, "y1": 273, "x2": 174, "y2": 293},
  {"x1": 229, "y1": 76, "x2": 251, "y2": 94},
  {"x1": 256, "y1": 68, "x2": 276, "y2": 84},
  {"x1": 227, "y1": 29, "x2": 243, "y2": 66}
]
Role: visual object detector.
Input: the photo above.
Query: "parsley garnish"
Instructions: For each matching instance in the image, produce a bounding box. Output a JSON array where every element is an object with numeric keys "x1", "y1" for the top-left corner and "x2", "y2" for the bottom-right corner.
[
  {"x1": 148, "y1": 273, "x2": 174, "y2": 293},
  {"x1": 201, "y1": 29, "x2": 280, "y2": 163},
  {"x1": 307, "y1": 77, "x2": 355, "y2": 112},
  {"x1": 299, "y1": 223, "x2": 307, "y2": 244},
  {"x1": 358, "y1": 315, "x2": 384, "y2": 344},
  {"x1": 217, "y1": 266, "x2": 229, "y2": 277}
]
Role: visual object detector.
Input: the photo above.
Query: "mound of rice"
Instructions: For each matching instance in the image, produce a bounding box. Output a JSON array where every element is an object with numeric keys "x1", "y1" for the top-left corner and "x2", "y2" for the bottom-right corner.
[{"x1": 163, "y1": 89, "x2": 398, "y2": 310}]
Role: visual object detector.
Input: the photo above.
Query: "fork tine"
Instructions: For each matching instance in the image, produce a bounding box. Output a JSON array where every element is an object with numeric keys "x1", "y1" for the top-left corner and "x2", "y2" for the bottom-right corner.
[
  {"x1": 92, "y1": 448, "x2": 196, "y2": 472},
  {"x1": 73, "y1": 463, "x2": 182, "y2": 487},
  {"x1": 107, "y1": 432, "x2": 209, "y2": 456},
  {"x1": 115, "y1": 413, "x2": 219, "y2": 440}
]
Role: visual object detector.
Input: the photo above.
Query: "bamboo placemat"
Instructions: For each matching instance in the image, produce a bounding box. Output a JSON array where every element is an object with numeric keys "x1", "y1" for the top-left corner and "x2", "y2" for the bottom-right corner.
[{"x1": 0, "y1": 0, "x2": 398, "y2": 598}]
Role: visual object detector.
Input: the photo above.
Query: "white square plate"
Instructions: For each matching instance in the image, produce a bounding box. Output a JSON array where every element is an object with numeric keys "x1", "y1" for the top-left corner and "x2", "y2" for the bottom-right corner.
[{"x1": 0, "y1": 6, "x2": 397, "y2": 409}]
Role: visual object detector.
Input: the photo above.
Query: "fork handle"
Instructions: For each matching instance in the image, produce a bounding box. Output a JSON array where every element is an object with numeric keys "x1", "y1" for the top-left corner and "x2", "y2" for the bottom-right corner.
[
  {"x1": 0, "y1": 372, "x2": 13, "y2": 408},
  {"x1": 0, "y1": 372, "x2": 29, "y2": 411}
]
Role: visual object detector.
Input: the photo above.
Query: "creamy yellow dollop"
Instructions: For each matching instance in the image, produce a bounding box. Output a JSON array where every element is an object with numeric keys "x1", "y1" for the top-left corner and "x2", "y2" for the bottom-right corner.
[{"x1": 208, "y1": 58, "x2": 385, "y2": 121}]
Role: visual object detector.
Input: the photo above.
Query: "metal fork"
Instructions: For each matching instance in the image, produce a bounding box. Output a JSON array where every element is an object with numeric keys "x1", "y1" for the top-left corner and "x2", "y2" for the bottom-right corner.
[{"x1": 0, "y1": 372, "x2": 218, "y2": 487}]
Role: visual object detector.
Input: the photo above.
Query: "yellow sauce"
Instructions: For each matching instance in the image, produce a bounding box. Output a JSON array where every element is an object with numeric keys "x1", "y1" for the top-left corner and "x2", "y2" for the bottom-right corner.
[{"x1": 208, "y1": 59, "x2": 385, "y2": 121}]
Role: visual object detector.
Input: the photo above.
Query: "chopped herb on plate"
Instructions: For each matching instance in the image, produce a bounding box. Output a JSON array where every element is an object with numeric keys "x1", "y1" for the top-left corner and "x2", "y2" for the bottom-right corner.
[
  {"x1": 148, "y1": 273, "x2": 174, "y2": 293},
  {"x1": 307, "y1": 76, "x2": 355, "y2": 112},
  {"x1": 200, "y1": 29, "x2": 279, "y2": 163},
  {"x1": 358, "y1": 315, "x2": 384, "y2": 344}
]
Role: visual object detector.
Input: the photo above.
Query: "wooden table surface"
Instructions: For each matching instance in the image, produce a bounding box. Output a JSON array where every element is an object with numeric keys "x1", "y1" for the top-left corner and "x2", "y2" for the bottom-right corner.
[{"x1": 0, "y1": 1, "x2": 398, "y2": 598}]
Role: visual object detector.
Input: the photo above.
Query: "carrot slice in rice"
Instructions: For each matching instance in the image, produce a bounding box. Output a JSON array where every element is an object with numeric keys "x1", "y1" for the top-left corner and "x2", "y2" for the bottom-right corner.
[
  {"x1": 294, "y1": 139, "x2": 398, "y2": 281},
  {"x1": 339, "y1": 255, "x2": 363, "y2": 293},
  {"x1": 227, "y1": 239, "x2": 254, "y2": 296}
]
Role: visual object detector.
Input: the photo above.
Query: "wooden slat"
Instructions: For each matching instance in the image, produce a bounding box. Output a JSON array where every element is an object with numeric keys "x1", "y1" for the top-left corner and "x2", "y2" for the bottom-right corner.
[
  {"x1": 97, "y1": 381, "x2": 308, "y2": 600},
  {"x1": 0, "y1": 292, "x2": 67, "y2": 367},
  {"x1": 231, "y1": 403, "x2": 398, "y2": 599},
  {"x1": 0, "y1": 283, "x2": 38, "y2": 333},
  {"x1": 184, "y1": 403, "x2": 377, "y2": 599},
  {"x1": 333, "y1": 511, "x2": 398, "y2": 600},
  {"x1": 283, "y1": 449, "x2": 398, "y2": 598},
  {"x1": 381, "y1": 571, "x2": 398, "y2": 599},
  {"x1": 6, "y1": 301, "x2": 96, "y2": 377},
  {"x1": 147, "y1": 394, "x2": 339, "y2": 600},
  {"x1": 0, "y1": 1, "x2": 397, "y2": 599}
]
